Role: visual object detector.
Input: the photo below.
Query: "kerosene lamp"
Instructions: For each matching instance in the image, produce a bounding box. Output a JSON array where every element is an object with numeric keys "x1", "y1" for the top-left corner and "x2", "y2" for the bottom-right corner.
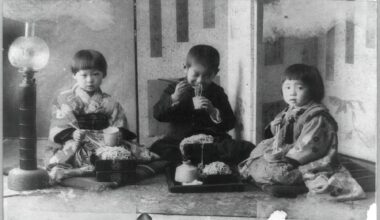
[{"x1": 7, "y1": 22, "x2": 50, "y2": 190}]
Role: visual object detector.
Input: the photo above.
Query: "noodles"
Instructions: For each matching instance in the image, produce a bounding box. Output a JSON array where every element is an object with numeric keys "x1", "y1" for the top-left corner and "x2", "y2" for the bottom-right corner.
[
  {"x1": 96, "y1": 146, "x2": 132, "y2": 160},
  {"x1": 179, "y1": 134, "x2": 214, "y2": 155},
  {"x1": 180, "y1": 134, "x2": 214, "y2": 146},
  {"x1": 202, "y1": 161, "x2": 232, "y2": 175}
]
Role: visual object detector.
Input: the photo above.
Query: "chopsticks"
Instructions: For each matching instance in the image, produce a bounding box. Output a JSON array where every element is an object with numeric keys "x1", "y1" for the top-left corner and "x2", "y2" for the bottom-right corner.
[
  {"x1": 195, "y1": 84, "x2": 203, "y2": 97},
  {"x1": 69, "y1": 122, "x2": 102, "y2": 147},
  {"x1": 158, "y1": 78, "x2": 203, "y2": 97},
  {"x1": 157, "y1": 78, "x2": 181, "y2": 84},
  {"x1": 69, "y1": 123, "x2": 143, "y2": 148}
]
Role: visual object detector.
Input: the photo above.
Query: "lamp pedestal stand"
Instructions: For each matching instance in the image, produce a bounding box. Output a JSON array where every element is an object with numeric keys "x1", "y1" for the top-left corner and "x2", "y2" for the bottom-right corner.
[{"x1": 8, "y1": 69, "x2": 49, "y2": 191}]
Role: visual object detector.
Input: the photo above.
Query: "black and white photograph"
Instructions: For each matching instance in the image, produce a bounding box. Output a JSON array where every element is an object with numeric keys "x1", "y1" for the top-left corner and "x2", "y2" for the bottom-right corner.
[{"x1": 2, "y1": 0, "x2": 378, "y2": 219}]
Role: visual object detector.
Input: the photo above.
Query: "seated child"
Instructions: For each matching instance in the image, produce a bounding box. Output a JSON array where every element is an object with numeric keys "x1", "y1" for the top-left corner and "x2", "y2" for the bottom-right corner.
[
  {"x1": 47, "y1": 50, "x2": 159, "y2": 184},
  {"x1": 151, "y1": 44, "x2": 254, "y2": 165},
  {"x1": 239, "y1": 64, "x2": 365, "y2": 201}
]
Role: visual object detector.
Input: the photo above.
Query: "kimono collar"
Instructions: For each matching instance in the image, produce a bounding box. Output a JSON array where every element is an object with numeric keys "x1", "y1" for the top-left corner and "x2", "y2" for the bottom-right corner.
[
  {"x1": 72, "y1": 84, "x2": 103, "y2": 105},
  {"x1": 284, "y1": 101, "x2": 315, "y2": 122}
]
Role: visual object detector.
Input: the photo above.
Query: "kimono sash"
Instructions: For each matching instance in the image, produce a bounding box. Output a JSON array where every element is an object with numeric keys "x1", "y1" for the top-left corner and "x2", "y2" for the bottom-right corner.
[
  {"x1": 49, "y1": 85, "x2": 131, "y2": 142},
  {"x1": 76, "y1": 113, "x2": 109, "y2": 130}
]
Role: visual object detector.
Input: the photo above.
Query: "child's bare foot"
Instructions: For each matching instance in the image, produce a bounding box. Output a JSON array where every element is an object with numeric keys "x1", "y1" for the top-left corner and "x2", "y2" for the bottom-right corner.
[{"x1": 48, "y1": 165, "x2": 95, "y2": 185}]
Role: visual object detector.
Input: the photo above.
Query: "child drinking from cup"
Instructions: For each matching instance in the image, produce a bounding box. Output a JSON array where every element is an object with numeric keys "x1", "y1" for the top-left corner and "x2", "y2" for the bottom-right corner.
[
  {"x1": 239, "y1": 64, "x2": 365, "y2": 201},
  {"x1": 47, "y1": 50, "x2": 140, "y2": 183},
  {"x1": 151, "y1": 44, "x2": 254, "y2": 165}
]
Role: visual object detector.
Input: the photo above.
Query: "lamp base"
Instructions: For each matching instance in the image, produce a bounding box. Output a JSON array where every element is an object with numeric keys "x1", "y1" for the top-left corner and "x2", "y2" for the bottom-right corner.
[{"x1": 8, "y1": 168, "x2": 49, "y2": 191}]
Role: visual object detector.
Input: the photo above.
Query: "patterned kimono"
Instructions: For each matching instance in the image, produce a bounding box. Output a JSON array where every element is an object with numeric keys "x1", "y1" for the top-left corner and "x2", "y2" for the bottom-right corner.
[
  {"x1": 239, "y1": 102, "x2": 365, "y2": 201},
  {"x1": 47, "y1": 85, "x2": 136, "y2": 172}
]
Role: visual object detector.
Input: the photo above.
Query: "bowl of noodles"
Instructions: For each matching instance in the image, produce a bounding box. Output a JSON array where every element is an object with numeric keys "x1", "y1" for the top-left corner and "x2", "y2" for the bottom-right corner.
[
  {"x1": 199, "y1": 161, "x2": 236, "y2": 184},
  {"x1": 95, "y1": 146, "x2": 137, "y2": 171}
]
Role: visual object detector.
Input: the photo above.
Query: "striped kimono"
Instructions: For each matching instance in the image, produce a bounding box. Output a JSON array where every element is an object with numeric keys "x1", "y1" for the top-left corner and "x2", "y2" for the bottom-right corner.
[{"x1": 47, "y1": 85, "x2": 136, "y2": 175}]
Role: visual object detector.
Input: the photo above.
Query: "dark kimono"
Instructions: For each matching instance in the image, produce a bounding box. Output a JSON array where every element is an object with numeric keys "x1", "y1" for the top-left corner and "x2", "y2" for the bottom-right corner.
[{"x1": 150, "y1": 79, "x2": 254, "y2": 164}]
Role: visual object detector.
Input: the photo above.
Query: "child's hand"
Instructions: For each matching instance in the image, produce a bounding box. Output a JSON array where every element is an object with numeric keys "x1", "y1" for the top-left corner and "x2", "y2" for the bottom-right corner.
[
  {"x1": 171, "y1": 80, "x2": 192, "y2": 103},
  {"x1": 193, "y1": 96, "x2": 216, "y2": 114},
  {"x1": 73, "y1": 129, "x2": 85, "y2": 142}
]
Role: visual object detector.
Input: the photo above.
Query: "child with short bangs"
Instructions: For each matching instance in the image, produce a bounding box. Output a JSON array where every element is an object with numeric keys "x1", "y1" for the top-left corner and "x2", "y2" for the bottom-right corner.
[
  {"x1": 151, "y1": 44, "x2": 254, "y2": 165},
  {"x1": 46, "y1": 49, "x2": 158, "y2": 183},
  {"x1": 239, "y1": 64, "x2": 365, "y2": 201}
]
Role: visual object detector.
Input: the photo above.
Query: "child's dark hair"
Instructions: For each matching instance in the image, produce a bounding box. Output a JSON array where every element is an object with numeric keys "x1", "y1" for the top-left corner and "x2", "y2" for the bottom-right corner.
[
  {"x1": 282, "y1": 64, "x2": 325, "y2": 102},
  {"x1": 186, "y1": 44, "x2": 220, "y2": 73},
  {"x1": 71, "y1": 49, "x2": 107, "y2": 77}
]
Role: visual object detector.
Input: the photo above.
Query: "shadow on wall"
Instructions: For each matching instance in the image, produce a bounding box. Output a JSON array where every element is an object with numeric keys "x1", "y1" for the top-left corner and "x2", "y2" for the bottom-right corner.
[{"x1": 233, "y1": 60, "x2": 244, "y2": 140}]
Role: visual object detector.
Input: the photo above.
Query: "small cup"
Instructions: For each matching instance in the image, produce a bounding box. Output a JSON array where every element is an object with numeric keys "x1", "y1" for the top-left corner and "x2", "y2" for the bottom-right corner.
[
  {"x1": 174, "y1": 160, "x2": 198, "y2": 183},
  {"x1": 103, "y1": 127, "x2": 120, "y2": 147}
]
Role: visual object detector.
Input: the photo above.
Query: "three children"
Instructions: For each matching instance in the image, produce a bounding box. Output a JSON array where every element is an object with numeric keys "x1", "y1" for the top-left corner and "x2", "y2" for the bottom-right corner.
[{"x1": 46, "y1": 46, "x2": 364, "y2": 201}]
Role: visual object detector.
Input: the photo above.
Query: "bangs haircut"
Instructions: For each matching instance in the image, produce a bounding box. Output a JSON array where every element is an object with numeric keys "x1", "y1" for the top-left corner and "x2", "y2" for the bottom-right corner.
[
  {"x1": 282, "y1": 64, "x2": 325, "y2": 103},
  {"x1": 71, "y1": 49, "x2": 107, "y2": 77},
  {"x1": 186, "y1": 44, "x2": 220, "y2": 74}
]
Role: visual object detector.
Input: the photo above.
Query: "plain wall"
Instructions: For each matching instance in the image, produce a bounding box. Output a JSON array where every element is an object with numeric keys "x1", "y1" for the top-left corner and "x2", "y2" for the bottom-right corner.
[{"x1": 227, "y1": 0, "x2": 261, "y2": 142}]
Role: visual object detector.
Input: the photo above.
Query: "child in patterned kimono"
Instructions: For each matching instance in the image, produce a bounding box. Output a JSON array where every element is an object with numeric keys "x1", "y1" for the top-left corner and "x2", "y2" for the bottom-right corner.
[
  {"x1": 47, "y1": 50, "x2": 158, "y2": 184},
  {"x1": 151, "y1": 45, "x2": 254, "y2": 165},
  {"x1": 239, "y1": 64, "x2": 365, "y2": 201}
]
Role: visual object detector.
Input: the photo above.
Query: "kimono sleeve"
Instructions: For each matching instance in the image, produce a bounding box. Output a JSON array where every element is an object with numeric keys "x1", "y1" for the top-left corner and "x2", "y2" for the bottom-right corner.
[
  {"x1": 264, "y1": 110, "x2": 286, "y2": 139},
  {"x1": 298, "y1": 139, "x2": 339, "y2": 175},
  {"x1": 285, "y1": 115, "x2": 337, "y2": 165},
  {"x1": 48, "y1": 97, "x2": 76, "y2": 143}
]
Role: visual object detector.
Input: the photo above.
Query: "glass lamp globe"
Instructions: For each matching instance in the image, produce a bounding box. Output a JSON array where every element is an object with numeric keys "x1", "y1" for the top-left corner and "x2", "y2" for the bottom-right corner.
[{"x1": 8, "y1": 36, "x2": 50, "y2": 71}]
